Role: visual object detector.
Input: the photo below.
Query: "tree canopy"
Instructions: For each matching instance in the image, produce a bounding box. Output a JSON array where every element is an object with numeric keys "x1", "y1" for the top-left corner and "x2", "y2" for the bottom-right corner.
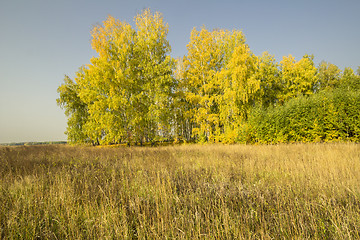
[{"x1": 58, "y1": 9, "x2": 360, "y2": 145}]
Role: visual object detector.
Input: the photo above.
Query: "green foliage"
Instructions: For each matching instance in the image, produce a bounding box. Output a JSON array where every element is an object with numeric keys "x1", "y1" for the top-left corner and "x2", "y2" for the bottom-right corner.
[
  {"x1": 339, "y1": 67, "x2": 360, "y2": 90},
  {"x1": 246, "y1": 88, "x2": 360, "y2": 143}
]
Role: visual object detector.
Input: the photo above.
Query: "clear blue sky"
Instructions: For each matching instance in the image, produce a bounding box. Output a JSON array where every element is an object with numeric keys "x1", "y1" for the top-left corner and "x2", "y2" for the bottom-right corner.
[{"x1": 1, "y1": 0, "x2": 359, "y2": 143}]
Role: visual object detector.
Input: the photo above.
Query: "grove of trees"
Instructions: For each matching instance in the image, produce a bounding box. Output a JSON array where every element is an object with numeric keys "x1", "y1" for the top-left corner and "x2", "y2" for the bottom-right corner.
[{"x1": 57, "y1": 9, "x2": 360, "y2": 145}]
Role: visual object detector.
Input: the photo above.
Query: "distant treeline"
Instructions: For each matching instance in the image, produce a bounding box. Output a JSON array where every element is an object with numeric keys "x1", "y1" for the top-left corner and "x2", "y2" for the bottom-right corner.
[
  {"x1": 1, "y1": 141, "x2": 67, "y2": 146},
  {"x1": 57, "y1": 9, "x2": 360, "y2": 145}
]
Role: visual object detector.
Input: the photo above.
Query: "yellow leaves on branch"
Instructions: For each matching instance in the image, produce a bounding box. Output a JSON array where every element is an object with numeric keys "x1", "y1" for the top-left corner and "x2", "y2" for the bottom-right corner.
[
  {"x1": 180, "y1": 26, "x2": 262, "y2": 140},
  {"x1": 280, "y1": 54, "x2": 317, "y2": 103},
  {"x1": 227, "y1": 44, "x2": 259, "y2": 103},
  {"x1": 58, "y1": 9, "x2": 175, "y2": 145}
]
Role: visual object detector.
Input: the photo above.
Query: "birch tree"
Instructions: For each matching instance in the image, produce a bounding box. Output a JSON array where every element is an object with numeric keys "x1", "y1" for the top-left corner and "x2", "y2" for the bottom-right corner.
[{"x1": 57, "y1": 9, "x2": 174, "y2": 145}]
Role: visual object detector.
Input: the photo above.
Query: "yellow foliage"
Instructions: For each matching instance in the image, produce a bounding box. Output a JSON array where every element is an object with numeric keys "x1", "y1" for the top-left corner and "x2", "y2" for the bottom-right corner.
[{"x1": 279, "y1": 54, "x2": 317, "y2": 103}]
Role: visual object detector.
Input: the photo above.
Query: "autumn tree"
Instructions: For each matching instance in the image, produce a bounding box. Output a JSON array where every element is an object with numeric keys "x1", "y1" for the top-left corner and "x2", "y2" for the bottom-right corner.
[
  {"x1": 181, "y1": 28, "x2": 223, "y2": 142},
  {"x1": 129, "y1": 9, "x2": 175, "y2": 144},
  {"x1": 217, "y1": 39, "x2": 260, "y2": 142},
  {"x1": 57, "y1": 74, "x2": 89, "y2": 144},
  {"x1": 316, "y1": 61, "x2": 341, "y2": 91},
  {"x1": 256, "y1": 52, "x2": 281, "y2": 107},
  {"x1": 279, "y1": 54, "x2": 318, "y2": 104},
  {"x1": 180, "y1": 27, "x2": 280, "y2": 143},
  {"x1": 173, "y1": 57, "x2": 194, "y2": 142},
  {"x1": 181, "y1": 27, "x2": 249, "y2": 142},
  {"x1": 57, "y1": 9, "x2": 174, "y2": 145}
]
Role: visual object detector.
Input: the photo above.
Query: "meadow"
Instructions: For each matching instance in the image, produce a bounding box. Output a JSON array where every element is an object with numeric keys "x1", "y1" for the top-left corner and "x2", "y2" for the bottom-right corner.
[{"x1": 1, "y1": 143, "x2": 360, "y2": 239}]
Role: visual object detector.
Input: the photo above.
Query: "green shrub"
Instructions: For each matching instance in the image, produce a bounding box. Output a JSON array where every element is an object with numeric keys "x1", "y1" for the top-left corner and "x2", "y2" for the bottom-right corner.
[{"x1": 245, "y1": 88, "x2": 360, "y2": 143}]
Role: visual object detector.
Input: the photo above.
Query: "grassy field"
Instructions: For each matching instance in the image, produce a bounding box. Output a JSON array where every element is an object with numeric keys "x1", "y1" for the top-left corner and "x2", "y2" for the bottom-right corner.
[{"x1": 1, "y1": 143, "x2": 360, "y2": 239}]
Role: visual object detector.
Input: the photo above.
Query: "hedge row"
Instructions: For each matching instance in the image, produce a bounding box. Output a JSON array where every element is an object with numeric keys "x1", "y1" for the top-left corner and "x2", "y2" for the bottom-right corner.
[{"x1": 242, "y1": 88, "x2": 360, "y2": 143}]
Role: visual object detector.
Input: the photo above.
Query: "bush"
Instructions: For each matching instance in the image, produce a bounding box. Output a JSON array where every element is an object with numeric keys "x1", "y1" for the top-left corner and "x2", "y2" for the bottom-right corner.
[{"x1": 245, "y1": 88, "x2": 360, "y2": 143}]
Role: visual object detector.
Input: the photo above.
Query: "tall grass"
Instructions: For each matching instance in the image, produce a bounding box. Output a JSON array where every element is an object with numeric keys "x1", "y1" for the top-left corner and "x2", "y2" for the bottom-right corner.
[{"x1": 1, "y1": 143, "x2": 360, "y2": 239}]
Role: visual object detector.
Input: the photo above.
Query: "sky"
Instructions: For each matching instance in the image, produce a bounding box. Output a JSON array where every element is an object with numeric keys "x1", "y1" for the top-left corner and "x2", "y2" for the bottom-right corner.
[{"x1": 1, "y1": 0, "x2": 359, "y2": 143}]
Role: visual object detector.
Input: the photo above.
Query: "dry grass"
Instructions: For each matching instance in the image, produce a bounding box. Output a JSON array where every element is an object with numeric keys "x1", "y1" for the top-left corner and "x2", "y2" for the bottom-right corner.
[{"x1": 1, "y1": 143, "x2": 360, "y2": 239}]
